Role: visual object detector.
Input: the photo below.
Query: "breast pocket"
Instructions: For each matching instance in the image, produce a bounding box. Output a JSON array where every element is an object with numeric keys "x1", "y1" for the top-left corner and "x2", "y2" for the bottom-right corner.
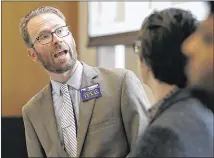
[{"x1": 88, "y1": 116, "x2": 116, "y2": 134}]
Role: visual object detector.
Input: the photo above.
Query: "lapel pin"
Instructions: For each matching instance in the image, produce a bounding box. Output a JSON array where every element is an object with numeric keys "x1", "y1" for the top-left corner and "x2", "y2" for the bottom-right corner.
[{"x1": 80, "y1": 83, "x2": 102, "y2": 102}]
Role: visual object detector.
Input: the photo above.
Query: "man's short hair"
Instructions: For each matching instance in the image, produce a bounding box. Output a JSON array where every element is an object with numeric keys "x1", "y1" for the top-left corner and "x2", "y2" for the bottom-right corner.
[
  {"x1": 139, "y1": 8, "x2": 198, "y2": 88},
  {"x1": 20, "y1": 6, "x2": 66, "y2": 48}
]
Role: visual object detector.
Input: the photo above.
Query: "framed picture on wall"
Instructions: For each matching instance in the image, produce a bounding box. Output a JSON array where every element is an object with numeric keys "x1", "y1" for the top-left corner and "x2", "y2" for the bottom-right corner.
[{"x1": 87, "y1": 1, "x2": 210, "y2": 46}]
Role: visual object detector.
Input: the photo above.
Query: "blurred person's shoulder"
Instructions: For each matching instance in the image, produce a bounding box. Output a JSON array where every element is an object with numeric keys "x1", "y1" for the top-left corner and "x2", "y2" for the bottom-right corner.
[
  {"x1": 152, "y1": 88, "x2": 213, "y2": 128},
  {"x1": 150, "y1": 88, "x2": 213, "y2": 145},
  {"x1": 147, "y1": 88, "x2": 214, "y2": 156}
]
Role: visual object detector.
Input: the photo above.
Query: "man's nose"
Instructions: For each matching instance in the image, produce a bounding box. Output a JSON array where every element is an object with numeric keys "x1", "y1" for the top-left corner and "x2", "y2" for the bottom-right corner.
[
  {"x1": 182, "y1": 33, "x2": 197, "y2": 57},
  {"x1": 52, "y1": 33, "x2": 62, "y2": 45}
]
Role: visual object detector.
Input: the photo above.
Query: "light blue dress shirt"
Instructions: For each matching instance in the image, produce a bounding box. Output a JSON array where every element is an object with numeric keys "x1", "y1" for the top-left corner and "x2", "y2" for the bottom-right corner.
[{"x1": 50, "y1": 61, "x2": 83, "y2": 145}]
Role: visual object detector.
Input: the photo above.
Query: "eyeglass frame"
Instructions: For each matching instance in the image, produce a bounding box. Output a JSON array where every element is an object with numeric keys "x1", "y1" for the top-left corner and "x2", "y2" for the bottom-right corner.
[
  {"x1": 132, "y1": 37, "x2": 142, "y2": 54},
  {"x1": 31, "y1": 25, "x2": 70, "y2": 48}
]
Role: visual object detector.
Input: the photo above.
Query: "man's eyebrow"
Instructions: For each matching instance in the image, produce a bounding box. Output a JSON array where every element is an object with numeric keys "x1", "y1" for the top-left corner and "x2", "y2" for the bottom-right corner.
[
  {"x1": 38, "y1": 29, "x2": 51, "y2": 36},
  {"x1": 198, "y1": 18, "x2": 213, "y2": 31},
  {"x1": 36, "y1": 24, "x2": 65, "y2": 37},
  {"x1": 198, "y1": 24, "x2": 213, "y2": 35}
]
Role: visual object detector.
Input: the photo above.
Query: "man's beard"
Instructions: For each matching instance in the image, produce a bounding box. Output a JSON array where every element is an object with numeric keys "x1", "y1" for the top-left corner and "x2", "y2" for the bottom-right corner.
[
  {"x1": 190, "y1": 87, "x2": 214, "y2": 113},
  {"x1": 35, "y1": 49, "x2": 77, "y2": 74},
  {"x1": 193, "y1": 72, "x2": 214, "y2": 93}
]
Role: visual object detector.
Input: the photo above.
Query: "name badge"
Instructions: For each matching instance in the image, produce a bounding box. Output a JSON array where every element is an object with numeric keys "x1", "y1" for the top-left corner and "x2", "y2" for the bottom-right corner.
[{"x1": 80, "y1": 83, "x2": 102, "y2": 102}]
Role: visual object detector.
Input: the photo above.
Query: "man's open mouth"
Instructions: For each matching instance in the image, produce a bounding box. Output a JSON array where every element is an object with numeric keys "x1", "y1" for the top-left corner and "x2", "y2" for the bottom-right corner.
[{"x1": 53, "y1": 50, "x2": 68, "y2": 58}]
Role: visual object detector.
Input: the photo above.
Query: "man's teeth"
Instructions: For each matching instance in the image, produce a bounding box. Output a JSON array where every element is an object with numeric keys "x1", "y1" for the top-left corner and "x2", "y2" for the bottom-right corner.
[{"x1": 54, "y1": 51, "x2": 67, "y2": 58}]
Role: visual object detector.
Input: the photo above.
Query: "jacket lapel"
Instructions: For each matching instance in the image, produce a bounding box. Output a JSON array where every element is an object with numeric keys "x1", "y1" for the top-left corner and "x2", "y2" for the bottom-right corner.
[
  {"x1": 39, "y1": 84, "x2": 69, "y2": 157},
  {"x1": 77, "y1": 62, "x2": 99, "y2": 157}
]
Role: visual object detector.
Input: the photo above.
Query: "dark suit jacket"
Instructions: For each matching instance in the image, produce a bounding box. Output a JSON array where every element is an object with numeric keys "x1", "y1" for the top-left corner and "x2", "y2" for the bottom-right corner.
[
  {"x1": 129, "y1": 89, "x2": 214, "y2": 157},
  {"x1": 22, "y1": 62, "x2": 150, "y2": 157}
]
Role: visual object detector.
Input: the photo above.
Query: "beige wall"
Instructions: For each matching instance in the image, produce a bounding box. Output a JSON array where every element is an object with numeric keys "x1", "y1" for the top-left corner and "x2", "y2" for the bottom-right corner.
[
  {"x1": 2, "y1": 2, "x2": 79, "y2": 116},
  {"x1": 125, "y1": 46, "x2": 141, "y2": 78},
  {"x1": 78, "y1": 2, "x2": 97, "y2": 67}
]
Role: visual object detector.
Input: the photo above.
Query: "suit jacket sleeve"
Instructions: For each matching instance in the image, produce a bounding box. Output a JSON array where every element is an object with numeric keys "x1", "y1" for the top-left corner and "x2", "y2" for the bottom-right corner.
[
  {"x1": 130, "y1": 126, "x2": 186, "y2": 157},
  {"x1": 121, "y1": 70, "x2": 150, "y2": 154},
  {"x1": 22, "y1": 107, "x2": 46, "y2": 157}
]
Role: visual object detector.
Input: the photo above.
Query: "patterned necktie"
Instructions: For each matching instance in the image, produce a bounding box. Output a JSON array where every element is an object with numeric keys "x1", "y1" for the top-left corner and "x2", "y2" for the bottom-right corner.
[{"x1": 61, "y1": 84, "x2": 77, "y2": 157}]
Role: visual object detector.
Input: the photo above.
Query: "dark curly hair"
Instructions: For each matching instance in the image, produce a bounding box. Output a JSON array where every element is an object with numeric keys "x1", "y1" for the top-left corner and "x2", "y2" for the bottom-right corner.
[{"x1": 139, "y1": 8, "x2": 198, "y2": 88}]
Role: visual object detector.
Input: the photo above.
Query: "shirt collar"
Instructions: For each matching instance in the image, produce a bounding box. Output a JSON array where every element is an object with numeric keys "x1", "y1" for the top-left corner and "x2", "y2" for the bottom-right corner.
[
  {"x1": 51, "y1": 60, "x2": 83, "y2": 95},
  {"x1": 148, "y1": 87, "x2": 180, "y2": 119}
]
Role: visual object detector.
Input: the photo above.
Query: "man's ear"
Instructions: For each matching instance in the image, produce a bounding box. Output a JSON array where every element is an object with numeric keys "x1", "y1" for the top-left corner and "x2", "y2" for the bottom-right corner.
[
  {"x1": 72, "y1": 38, "x2": 76, "y2": 48},
  {"x1": 27, "y1": 48, "x2": 38, "y2": 62}
]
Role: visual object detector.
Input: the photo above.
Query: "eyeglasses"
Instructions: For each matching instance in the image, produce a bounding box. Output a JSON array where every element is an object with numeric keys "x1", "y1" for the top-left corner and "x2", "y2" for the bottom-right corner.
[
  {"x1": 31, "y1": 25, "x2": 70, "y2": 47},
  {"x1": 132, "y1": 38, "x2": 142, "y2": 54}
]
